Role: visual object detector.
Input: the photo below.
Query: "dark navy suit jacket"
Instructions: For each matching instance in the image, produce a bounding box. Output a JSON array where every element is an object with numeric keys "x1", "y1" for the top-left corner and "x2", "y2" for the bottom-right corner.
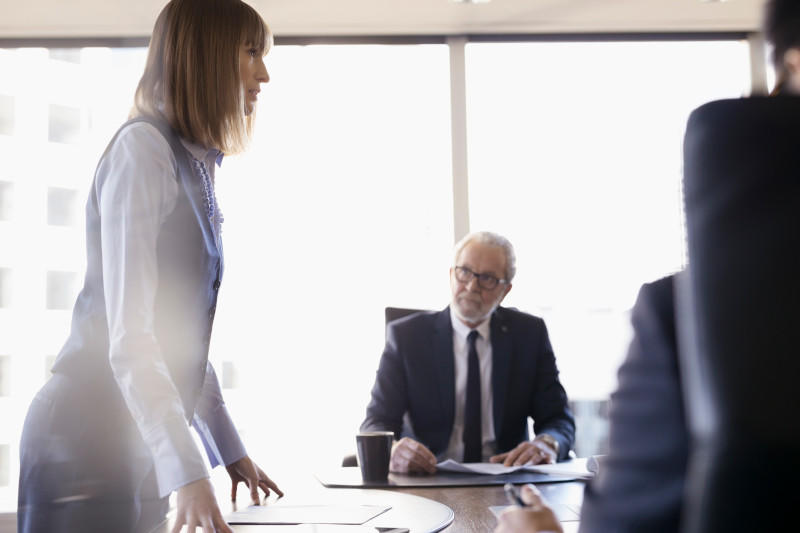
[
  {"x1": 579, "y1": 275, "x2": 688, "y2": 532},
  {"x1": 361, "y1": 306, "x2": 575, "y2": 461}
]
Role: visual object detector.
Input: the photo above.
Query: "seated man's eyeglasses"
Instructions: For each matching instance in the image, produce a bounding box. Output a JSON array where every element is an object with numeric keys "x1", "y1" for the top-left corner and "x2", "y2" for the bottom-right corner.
[{"x1": 454, "y1": 265, "x2": 508, "y2": 291}]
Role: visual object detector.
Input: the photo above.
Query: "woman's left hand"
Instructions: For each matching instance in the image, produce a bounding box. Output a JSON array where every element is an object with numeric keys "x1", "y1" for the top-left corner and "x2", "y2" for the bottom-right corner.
[
  {"x1": 490, "y1": 438, "x2": 557, "y2": 466},
  {"x1": 225, "y1": 455, "x2": 284, "y2": 505}
]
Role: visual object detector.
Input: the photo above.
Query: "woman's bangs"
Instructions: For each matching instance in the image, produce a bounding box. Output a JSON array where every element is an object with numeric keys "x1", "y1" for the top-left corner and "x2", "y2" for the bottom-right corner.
[{"x1": 240, "y1": 4, "x2": 271, "y2": 55}]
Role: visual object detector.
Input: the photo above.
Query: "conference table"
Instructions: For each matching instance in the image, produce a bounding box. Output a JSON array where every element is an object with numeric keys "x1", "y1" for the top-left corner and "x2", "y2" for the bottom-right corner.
[
  {"x1": 392, "y1": 481, "x2": 584, "y2": 532},
  {"x1": 155, "y1": 465, "x2": 587, "y2": 532}
]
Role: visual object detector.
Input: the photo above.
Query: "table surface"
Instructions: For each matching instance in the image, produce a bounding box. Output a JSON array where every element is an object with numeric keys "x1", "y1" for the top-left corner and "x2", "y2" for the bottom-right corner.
[
  {"x1": 155, "y1": 468, "x2": 586, "y2": 533},
  {"x1": 392, "y1": 480, "x2": 585, "y2": 532}
]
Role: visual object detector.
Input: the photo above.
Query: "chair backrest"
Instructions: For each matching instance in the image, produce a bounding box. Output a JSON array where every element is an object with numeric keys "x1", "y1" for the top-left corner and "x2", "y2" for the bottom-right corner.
[
  {"x1": 679, "y1": 96, "x2": 800, "y2": 532},
  {"x1": 384, "y1": 307, "x2": 428, "y2": 326},
  {"x1": 342, "y1": 306, "x2": 431, "y2": 468}
]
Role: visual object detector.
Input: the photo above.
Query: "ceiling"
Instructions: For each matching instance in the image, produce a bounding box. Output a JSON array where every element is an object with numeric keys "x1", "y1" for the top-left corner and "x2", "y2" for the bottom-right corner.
[{"x1": 0, "y1": 0, "x2": 767, "y2": 40}]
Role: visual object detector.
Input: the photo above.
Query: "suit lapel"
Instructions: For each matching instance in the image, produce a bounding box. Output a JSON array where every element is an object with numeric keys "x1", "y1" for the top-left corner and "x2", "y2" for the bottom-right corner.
[
  {"x1": 434, "y1": 307, "x2": 456, "y2": 434},
  {"x1": 491, "y1": 308, "x2": 512, "y2": 438}
]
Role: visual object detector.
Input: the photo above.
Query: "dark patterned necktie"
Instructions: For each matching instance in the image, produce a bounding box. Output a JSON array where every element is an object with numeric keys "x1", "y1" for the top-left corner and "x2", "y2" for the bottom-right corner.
[{"x1": 463, "y1": 330, "x2": 482, "y2": 463}]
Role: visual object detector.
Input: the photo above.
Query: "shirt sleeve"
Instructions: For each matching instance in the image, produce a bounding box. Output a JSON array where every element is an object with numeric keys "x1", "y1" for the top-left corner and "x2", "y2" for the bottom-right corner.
[
  {"x1": 96, "y1": 122, "x2": 209, "y2": 498},
  {"x1": 192, "y1": 360, "x2": 247, "y2": 468}
]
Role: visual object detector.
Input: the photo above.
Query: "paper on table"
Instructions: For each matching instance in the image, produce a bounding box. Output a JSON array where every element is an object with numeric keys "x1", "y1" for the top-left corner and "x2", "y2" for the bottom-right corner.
[
  {"x1": 219, "y1": 527, "x2": 408, "y2": 533},
  {"x1": 225, "y1": 504, "x2": 391, "y2": 525},
  {"x1": 586, "y1": 454, "x2": 606, "y2": 475},
  {"x1": 436, "y1": 460, "x2": 516, "y2": 475},
  {"x1": 436, "y1": 458, "x2": 594, "y2": 479}
]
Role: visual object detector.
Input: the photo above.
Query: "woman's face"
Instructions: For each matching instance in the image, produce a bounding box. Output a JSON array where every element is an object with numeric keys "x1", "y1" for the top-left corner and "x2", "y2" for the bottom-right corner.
[{"x1": 239, "y1": 43, "x2": 269, "y2": 115}]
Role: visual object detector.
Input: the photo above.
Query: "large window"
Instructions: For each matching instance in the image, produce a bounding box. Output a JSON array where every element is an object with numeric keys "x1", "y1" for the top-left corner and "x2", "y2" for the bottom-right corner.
[
  {"x1": 212, "y1": 43, "x2": 454, "y2": 465},
  {"x1": 0, "y1": 37, "x2": 755, "y2": 509},
  {"x1": 0, "y1": 46, "x2": 147, "y2": 510},
  {"x1": 465, "y1": 40, "x2": 751, "y2": 403}
]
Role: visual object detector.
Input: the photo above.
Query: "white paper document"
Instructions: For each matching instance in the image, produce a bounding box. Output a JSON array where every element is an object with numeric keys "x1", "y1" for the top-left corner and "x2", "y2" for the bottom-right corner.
[
  {"x1": 219, "y1": 527, "x2": 407, "y2": 533},
  {"x1": 436, "y1": 458, "x2": 594, "y2": 479},
  {"x1": 226, "y1": 504, "x2": 391, "y2": 525}
]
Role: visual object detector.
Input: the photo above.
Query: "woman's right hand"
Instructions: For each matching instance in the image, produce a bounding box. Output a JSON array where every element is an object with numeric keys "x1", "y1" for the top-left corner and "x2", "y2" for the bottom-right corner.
[
  {"x1": 494, "y1": 484, "x2": 564, "y2": 533},
  {"x1": 171, "y1": 478, "x2": 233, "y2": 533}
]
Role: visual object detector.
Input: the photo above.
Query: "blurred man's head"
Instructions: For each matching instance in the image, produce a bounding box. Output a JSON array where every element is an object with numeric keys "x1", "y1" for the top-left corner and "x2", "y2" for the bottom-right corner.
[{"x1": 765, "y1": 0, "x2": 800, "y2": 94}]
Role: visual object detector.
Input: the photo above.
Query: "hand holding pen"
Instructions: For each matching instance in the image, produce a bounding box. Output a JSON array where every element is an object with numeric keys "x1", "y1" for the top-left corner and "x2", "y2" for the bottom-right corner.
[
  {"x1": 495, "y1": 483, "x2": 564, "y2": 533},
  {"x1": 504, "y1": 483, "x2": 528, "y2": 506}
]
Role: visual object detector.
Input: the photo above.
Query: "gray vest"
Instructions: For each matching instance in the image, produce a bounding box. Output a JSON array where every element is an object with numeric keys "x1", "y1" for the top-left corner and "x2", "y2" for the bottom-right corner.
[{"x1": 52, "y1": 117, "x2": 222, "y2": 420}]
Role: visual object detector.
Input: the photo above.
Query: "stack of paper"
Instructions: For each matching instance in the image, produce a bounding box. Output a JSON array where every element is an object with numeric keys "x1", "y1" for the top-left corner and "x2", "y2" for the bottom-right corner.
[{"x1": 436, "y1": 458, "x2": 594, "y2": 479}]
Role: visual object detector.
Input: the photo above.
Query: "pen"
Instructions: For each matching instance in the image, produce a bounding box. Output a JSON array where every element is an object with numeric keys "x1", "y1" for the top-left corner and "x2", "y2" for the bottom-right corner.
[{"x1": 504, "y1": 482, "x2": 527, "y2": 507}]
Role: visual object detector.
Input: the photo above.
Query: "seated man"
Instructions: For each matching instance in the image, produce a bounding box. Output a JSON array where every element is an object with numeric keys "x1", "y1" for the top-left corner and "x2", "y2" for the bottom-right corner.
[{"x1": 361, "y1": 231, "x2": 575, "y2": 474}]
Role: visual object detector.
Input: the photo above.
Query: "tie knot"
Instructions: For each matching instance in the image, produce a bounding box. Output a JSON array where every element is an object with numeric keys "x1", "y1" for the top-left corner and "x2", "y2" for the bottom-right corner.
[{"x1": 468, "y1": 330, "x2": 479, "y2": 345}]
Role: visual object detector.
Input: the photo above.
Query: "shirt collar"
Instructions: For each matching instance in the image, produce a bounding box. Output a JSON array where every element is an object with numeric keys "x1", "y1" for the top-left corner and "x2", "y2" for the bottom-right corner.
[
  {"x1": 450, "y1": 308, "x2": 491, "y2": 342},
  {"x1": 179, "y1": 137, "x2": 224, "y2": 168},
  {"x1": 152, "y1": 104, "x2": 225, "y2": 167}
]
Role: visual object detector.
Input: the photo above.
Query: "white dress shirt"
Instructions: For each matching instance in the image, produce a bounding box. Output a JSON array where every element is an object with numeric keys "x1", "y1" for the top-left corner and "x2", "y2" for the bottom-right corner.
[
  {"x1": 443, "y1": 313, "x2": 496, "y2": 461},
  {"x1": 98, "y1": 122, "x2": 245, "y2": 497}
]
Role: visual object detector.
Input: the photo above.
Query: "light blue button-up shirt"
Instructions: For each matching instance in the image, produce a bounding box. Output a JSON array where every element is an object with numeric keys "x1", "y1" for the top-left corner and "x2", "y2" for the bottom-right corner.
[{"x1": 97, "y1": 121, "x2": 245, "y2": 497}]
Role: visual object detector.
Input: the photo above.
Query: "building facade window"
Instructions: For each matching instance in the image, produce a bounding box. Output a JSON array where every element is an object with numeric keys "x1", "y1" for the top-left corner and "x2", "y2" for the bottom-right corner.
[
  {"x1": 49, "y1": 48, "x2": 82, "y2": 64},
  {"x1": 0, "y1": 181, "x2": 11, "y2": 221},
  {"x1": 0, "y1": 94, "x2": 13, "y2": 136},
  {"x1": 0, "y1": 355, "x2": 9, "y2": 397},
  {"x1": 221, "y1": 361, "x2": 237, "y2": 389},
  {"x1": 44, "y1": 355, "x2": 57, "y2": 382},
  {"x1": 46, "y1": 271, "x2": 79, "y2": 310},
  {"x1": 0, "y1": 444, "x2": 9, "y2": 487},
  {"x1": 0, "y1": 268, "x2": 10, "y2": 308},
  {"x1": 47, "y1": 187, "x2": 79, "y2": 227},
  {"x1": 48, "y1": 104, "x2": 82, "y2": 144}
]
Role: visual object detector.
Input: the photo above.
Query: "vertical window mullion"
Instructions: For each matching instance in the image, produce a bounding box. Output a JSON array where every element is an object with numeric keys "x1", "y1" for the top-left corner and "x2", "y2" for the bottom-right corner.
[{"x1": 448, "y1": 36, "x2": 470, "y2": 244}]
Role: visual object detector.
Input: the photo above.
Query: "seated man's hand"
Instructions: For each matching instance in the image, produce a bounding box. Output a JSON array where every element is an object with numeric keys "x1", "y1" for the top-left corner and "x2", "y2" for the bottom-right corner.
[
  {"x1": 390, "y1": 437, "x2": 437, "y2": 474},
  {"x1": 494, "y1": 484, "x2": 563, "y2": 533},
  {"x1": 490, "y1": 435, "x2": 557, "y2": 466}
]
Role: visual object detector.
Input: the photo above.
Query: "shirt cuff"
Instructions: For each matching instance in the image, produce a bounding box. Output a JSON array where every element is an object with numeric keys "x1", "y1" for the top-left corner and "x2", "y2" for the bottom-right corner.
[
  {"x1": 534, "y1": 433, "x2": 561, "y2": 457},
  {"x1": 192, "y1": 403, "x2": 247, "y2": 469},
  {"x1": 144, "y1": 414, "x2": 209, "y2": 498}
]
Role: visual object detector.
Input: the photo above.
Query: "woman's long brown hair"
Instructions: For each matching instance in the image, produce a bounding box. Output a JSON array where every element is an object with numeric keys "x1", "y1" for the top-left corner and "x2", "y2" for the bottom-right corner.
[{"x1": 132, "y1": 0, "x2": 271, "y2": 154}]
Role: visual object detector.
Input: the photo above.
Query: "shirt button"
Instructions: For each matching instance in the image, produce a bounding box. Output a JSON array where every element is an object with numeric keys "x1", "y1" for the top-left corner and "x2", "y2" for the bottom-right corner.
[{"x1": 213, "y1": 280, "x2": 221, "y2": 290}]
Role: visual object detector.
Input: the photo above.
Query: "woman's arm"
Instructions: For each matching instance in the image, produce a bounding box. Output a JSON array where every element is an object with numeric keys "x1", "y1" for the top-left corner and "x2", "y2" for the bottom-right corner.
[{"x1": 97, "y1": 121, "x2": 209, "y2": 497}]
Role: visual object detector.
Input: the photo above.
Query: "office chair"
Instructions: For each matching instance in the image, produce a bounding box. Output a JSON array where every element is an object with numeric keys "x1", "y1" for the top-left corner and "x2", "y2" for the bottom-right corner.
[
  {"x1": 679, "y1": 96, "x2": 800, "y2": 532},
  {"x1": 342, "y1": 307, "x2": 431, "y2": 467},
  {"x1": 384, "y1": 306, "x2": 428, "y2": 326}
]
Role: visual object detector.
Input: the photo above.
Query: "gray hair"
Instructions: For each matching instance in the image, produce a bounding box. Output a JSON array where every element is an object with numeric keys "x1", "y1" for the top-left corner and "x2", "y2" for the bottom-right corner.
[{"x1": 453, "y1": 231, "x2": 517, "y2": 282}]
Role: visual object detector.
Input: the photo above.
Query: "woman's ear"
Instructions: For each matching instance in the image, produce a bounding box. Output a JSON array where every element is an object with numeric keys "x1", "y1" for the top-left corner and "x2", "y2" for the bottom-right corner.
[{"x1": 783, "y1": 47, "x2": 800, "y2": 93}]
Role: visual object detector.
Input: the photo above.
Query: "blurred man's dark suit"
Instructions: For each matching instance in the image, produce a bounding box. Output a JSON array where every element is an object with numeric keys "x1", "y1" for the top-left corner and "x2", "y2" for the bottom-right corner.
[{"x1": 579, "y1": 275, "x2": 688, "y2": 533}]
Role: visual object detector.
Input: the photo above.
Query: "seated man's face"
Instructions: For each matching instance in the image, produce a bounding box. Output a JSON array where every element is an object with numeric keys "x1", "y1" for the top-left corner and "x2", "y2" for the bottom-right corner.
[{"x1": 450, "y1": 241, "x2": 512, "y2": 327}]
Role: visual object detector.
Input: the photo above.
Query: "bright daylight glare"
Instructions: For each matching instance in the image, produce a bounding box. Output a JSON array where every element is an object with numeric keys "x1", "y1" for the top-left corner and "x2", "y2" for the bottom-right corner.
[{"x1": 0, "y1": 38, "x2": 750, "y2": 509}]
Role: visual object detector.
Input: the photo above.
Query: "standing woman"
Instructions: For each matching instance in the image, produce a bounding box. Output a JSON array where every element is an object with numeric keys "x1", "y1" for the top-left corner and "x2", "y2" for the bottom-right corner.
[{"x1": 18, "y1": 1, "x2": 280, "y2": 532}]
